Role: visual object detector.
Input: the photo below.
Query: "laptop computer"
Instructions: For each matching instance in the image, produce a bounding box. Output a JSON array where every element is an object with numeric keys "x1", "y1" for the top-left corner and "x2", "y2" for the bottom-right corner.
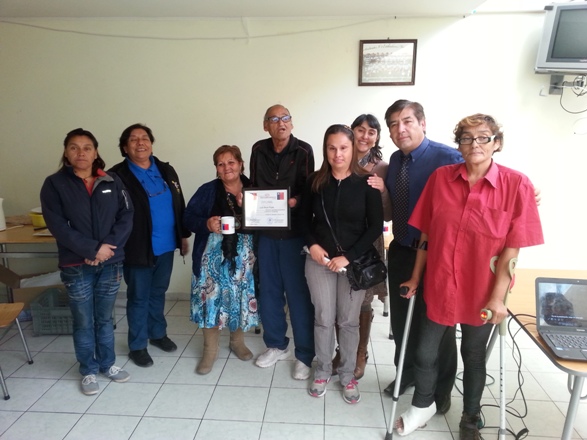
[{"x1": 535, "y1": 277, "x2": 587, "y2": 361}]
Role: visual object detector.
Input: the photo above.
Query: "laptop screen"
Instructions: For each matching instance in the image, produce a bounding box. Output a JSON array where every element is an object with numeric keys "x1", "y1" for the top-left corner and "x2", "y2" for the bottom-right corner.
[{"x1": 536, "y1": 277, "x2": 587, "y2": 329}]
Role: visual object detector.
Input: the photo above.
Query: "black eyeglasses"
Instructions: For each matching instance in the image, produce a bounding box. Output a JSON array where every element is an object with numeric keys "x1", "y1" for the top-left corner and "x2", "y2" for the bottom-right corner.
[
  {"x1": 458, "y1": 135, "x2": 496, "y2": 145},
  {"x1": 265, "y1": 115, "x2": 292, "y2": 123}
]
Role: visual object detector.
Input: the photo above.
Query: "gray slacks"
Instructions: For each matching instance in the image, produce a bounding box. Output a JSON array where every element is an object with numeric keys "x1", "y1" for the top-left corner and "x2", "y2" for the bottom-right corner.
[{"x1": 305, "y1": 256, "x2": 365, "y2": 386}]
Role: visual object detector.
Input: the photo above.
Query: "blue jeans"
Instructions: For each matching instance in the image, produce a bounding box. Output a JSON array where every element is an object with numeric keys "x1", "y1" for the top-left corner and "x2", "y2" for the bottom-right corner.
[
  {"x1": 257, "y1": 235, "x2": 315, "y2": 367},
  {"x1": 60, "y1": 262, "x2": 122, "y2": 376},
  {"x1": 124, "y1": 251, "x2": 174, "y2": 351},
  {"x1": 413, "y1": 315, "x2": 493, "y2": 415}
]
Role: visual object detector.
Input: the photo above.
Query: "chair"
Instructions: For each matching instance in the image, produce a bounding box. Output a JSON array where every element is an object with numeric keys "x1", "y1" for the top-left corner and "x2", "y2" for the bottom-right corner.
[{"x1": 0, "y1": 303, "x2": 34, "y2": 400}]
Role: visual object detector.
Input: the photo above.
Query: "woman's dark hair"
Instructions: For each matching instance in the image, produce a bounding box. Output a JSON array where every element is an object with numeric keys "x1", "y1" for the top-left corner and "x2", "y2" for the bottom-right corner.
[
  {"x1": 351, "y1": 113, "x2": 383, "y2": 162},
  {"x1": 213, "y1": 145, "x2": 245, "y2": 175},
  {"x1": 118, "y1": 123, "x2": 155, "y2": 157},
  {"x1": 311, "y1": 124, "x2": 365, "y2": 193},
  {"x1": 59, "y1": 128, "x2": 105, "y2": 175},
  {"x1": 453, "y1": 113, "x2": 504, "y2": 153}
]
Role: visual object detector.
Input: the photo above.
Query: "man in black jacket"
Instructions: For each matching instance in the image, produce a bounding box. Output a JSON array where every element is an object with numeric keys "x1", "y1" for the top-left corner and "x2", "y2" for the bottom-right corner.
[{"x1": 250, "y1": 105, "x2": 315, "y2": 380}]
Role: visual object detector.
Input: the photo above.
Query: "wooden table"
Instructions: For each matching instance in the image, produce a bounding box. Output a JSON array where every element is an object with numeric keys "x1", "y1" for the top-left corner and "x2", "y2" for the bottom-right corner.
[
  {"x1": 0, "y1": 224, "x2": 58, "y2": 301},
  {"x1": 508, "y1": 268, "x2": 587, "y2": 440}
]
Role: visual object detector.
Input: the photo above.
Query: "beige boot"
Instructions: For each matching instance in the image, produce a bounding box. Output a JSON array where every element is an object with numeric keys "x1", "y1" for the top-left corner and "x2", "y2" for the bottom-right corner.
[
  {"x1": 354, "y1": 309, "x2": 373, "y2": 379},
  {"x1": 229, "y1": 328, "x2": 253, "y2": 361},
  {"x1": 196, "y1": 328, "x2": 219, "y2": 375}
]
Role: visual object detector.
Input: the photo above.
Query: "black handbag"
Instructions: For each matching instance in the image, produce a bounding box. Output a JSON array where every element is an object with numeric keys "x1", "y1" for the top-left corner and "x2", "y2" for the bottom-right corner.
[
  {"x1": 345, "y1": 247, "x2": 387, "y2": 291},
  {"x1": 321, "y1": 196, "x2": 387, "y2": 291}
]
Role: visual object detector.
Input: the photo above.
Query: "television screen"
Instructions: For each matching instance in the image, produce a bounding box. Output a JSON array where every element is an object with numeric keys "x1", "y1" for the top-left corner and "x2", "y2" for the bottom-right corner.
[
  {"x1": 550, "y1": 10, "x2": 587, "y2": 61},
  {"x1": 535, "y1": 3, "x2": 587, "y2": 74}
]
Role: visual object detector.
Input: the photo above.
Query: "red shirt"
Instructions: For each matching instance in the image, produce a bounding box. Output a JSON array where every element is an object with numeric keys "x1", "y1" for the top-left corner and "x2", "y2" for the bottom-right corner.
[{"x1": 409, "y1": 161, "x2": 544, "y2": 326}]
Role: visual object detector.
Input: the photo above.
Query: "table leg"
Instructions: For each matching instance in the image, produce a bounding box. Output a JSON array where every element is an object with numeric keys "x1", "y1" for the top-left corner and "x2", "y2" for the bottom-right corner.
[
  {"x1": 1, "y1": 243, "x2": 13, "y2": 303},
  {"x1": 562, "y1": 375, "x2": 584, "y2": 440}
]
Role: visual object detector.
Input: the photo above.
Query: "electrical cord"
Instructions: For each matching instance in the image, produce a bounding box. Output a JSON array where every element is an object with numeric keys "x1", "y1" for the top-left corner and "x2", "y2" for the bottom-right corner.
[
  {"x1": 559, "y1": 75, "x2": 587, "y2": 114},
  {"x1": 453, "y1": 317, "x2": 534, "y2": 439}
]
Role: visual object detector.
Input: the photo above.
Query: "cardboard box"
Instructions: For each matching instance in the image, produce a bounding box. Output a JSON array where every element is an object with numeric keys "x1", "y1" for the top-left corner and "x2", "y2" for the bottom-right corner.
[{"x1": 0, "y1": 265, "x2": 63, "y2": 310}]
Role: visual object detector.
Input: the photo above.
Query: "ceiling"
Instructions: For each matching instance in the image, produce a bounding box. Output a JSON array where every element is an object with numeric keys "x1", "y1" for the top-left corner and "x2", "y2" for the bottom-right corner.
[{"x1": 0, "y1": 0, "x2": 499, "y2": 19}]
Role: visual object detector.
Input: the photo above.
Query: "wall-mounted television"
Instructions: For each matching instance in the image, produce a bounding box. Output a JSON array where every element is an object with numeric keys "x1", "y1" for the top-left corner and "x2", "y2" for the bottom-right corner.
[{"x1": 535, "y1": 2, "x2": 587, "y2": 75}]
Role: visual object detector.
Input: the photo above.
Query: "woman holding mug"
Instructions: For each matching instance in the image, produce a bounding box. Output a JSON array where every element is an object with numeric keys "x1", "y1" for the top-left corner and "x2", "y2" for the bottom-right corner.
[{"x1": 184, "y1": 145, "x2": 259, "y2": 375}]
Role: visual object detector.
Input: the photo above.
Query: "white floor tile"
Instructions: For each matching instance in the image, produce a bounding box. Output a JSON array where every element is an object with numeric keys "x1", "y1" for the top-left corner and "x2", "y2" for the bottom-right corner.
[
  {"x1": 29, "y1": 378, "x2": 104, "y2": 412},
  {"x1": 10, "y1": 351, "x2": 76, "y2": 379},
  {"x1": 325, "y1": 389, "x2": 387, "y2": 428},
  {"x1": 165, "y1": 356, "x2": 226, "y2": 385},
  {"x1": 64, "y1": 414, "x2": 141, "y2": 440},
  {"x1": 262, "y1": 422, "x2": 324, "y2": 440},
  {"x1": 130, "y1": 417, "x2": 200, "y2": 440},
  {"x1": 203, "y1": 385, "x2": 269, "y2": 422},
  {"x1": 195, "y1": 420, "x2": 262, "y2": 440},
  {"x1": 265, "y1": 387, "x2": 325, "y2": 424},
  {"x1": 0, "y1": 411, "x2": 23, "y2": 437},
  {"x1": 218, "y1": 358, "x2": 273, "y2": 388},
  {"x1": 0, "y1": 377, "x2": 56, "y2": 411},
  {"x1": 86, "y1": 382, "x2": 161, "y2": 416},
  {"x1": 1, "y1": 299, "x2": 586, "y2": 440},
  {"x1": 124, "y1": 356, "x2": 179, "y2": 384},
  {"x1": 144, "y1": 383, "x2": 215, "y2": 419},
  {"x1": 1, "y1": 411, "x2": 81, "y2": 440}
]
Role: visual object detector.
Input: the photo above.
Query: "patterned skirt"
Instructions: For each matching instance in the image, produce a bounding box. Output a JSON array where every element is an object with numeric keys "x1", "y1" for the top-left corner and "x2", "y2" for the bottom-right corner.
[{"x1": 190, "y1": 233, "x2": 259, "y2": 331}]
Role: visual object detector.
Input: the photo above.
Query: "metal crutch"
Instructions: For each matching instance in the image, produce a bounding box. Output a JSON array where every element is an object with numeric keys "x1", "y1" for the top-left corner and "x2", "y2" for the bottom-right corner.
[
  {"x1": 481, "y1": 256, "x2": 517, "y2": 440},
  {"x1": 385, "y1": 286, "x2": 415, "y2": 440}
]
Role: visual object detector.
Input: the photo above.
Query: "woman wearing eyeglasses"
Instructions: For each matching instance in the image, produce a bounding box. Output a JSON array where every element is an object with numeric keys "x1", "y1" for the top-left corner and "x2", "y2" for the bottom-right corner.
[
  {"x1": 109, "y1": 124, "x2": 191, "y2": 368},
  {"x1": 330, "y1": 114, "x2": 391, "y2": 380},
  {"x1": 394, "y1": 114, "x2": 543, "y2": 438},
  {"x1": 184, "y1": 145, "x2": 259, "y2": 374}
]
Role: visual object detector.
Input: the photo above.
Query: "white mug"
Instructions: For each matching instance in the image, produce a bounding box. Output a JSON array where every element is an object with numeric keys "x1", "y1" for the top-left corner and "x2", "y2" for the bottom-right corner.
[{"x1": 221, "y1": 216, "x2": 235, "y2": 235}]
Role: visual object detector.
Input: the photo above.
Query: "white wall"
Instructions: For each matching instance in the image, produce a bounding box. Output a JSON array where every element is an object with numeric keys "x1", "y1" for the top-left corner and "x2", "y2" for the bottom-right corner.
[{"x1": 1, "y1": 12, "x2": 586, "y2": 295}]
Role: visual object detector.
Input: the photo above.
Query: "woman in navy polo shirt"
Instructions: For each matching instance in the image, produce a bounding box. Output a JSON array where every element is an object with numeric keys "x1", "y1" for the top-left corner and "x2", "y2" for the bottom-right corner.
[{"x1": 110, "y1": 124, "x2": 191, "y2": 368}]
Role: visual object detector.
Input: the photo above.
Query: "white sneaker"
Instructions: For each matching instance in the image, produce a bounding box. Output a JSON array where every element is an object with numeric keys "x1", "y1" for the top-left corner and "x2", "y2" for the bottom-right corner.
[
  {"x1": 255, "y1": 347, "x2": 290, "y2": 368},
  {"x1": 293, "y1": 359, "x2": 311, "y2": 380}
]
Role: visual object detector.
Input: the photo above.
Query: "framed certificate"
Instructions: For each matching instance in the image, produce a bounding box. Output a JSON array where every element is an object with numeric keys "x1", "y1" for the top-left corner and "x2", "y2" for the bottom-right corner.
[{"x1": 242, "y1": 188, "x2": 290, "y2": 230}]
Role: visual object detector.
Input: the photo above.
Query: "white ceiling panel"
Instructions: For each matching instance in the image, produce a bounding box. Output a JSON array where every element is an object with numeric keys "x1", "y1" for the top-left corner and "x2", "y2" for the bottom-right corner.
[{"x1": 0, "y1": 0, "x2": 490, "y2": 19}]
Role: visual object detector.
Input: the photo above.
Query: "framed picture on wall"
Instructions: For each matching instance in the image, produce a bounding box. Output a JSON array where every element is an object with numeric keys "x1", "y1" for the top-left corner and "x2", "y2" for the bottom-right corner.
[{"x1": 359, "y1": 39, "x2": 417, "y2": 86}]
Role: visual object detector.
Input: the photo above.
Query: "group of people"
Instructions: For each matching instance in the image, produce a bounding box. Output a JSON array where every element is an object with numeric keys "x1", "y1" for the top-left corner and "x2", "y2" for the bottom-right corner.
[
  {"x1": 41, "y1": 124, "x2": 191, "y2": 396},
  {"x1": 40, "y1": 99, "x2": 543, "y2": 440}
]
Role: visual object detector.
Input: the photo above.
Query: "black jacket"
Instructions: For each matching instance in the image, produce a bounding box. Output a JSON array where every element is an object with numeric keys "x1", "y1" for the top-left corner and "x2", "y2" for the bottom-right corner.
[
  {"x1": 249, "y1": 135, "x2": 314, "y2": 239},
  {"x1": 109, "y1": 157, "x2": 190, "y2": 267},
  {"x1": 301, "y1": 173, "x2": 383, "y2": 263},
  {"x1": 40, "y1": 167, "x2": 134, "y2": 267}
]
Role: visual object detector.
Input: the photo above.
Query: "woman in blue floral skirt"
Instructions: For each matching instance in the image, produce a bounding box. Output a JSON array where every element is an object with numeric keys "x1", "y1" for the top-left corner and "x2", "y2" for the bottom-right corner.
[{"x1": 184, "y1": 145, "x2": 259, "y2": 374}]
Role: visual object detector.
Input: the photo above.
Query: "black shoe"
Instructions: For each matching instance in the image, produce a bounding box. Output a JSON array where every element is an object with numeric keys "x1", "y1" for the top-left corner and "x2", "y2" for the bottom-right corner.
[
  {"x1": 435, "y1": 393, "x2": 452, "y2": 414},
  {"x1": 150, "y1": 336, "x2": 177, "y2": 353},
  {"x1": 383, "y1": 379, "x2": 414, "y2": 397},
  {"x1": 459, "y1": 412, "x2": 481, "y2": 440},
  {"x1": 129, "y1": 349, "x2": 154, "y2": 367}
]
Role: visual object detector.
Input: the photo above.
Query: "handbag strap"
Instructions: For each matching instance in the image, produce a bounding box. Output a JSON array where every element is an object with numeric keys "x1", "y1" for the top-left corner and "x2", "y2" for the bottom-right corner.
[{"x1": 321, "y1": 194, "x2": 345, "y2": 255}]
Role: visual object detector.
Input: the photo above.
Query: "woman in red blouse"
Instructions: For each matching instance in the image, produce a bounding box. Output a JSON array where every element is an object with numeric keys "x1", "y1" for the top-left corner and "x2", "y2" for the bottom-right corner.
[{"x1": 395, "y1": 114, "x2": 544, "y2": 439}]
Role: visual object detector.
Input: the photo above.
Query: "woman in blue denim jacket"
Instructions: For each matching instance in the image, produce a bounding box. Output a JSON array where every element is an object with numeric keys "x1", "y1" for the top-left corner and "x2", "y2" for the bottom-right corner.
[{"x1": 40, "y1": 128, "x2": 134, "y2": 396}]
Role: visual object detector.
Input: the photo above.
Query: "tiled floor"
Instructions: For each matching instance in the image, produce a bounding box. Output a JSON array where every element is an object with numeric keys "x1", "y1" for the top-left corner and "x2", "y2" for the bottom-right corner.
[{"x1": 1, "y1": 298, "x2": 586, "y2": 440}]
